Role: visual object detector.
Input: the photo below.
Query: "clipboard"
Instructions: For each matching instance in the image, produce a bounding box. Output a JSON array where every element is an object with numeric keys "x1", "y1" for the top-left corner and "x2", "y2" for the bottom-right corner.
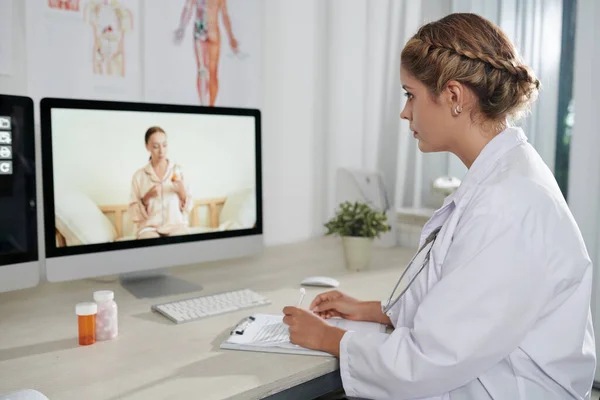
[{"x1": 220, "y1": 313, "x2": 388, "y2": 357}]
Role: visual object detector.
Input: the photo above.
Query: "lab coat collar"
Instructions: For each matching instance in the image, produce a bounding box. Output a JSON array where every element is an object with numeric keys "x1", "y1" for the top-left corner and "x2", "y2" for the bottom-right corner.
[
  {"x1": 452, "y1": 126, "x2": 527, "y2": 207},
  {"x1": 419, "y1": 128, "x2": 526, "y2": 253}
]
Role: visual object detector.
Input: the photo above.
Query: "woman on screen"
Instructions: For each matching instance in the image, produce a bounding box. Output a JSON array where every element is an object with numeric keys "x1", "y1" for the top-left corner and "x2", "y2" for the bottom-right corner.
[{"x1": 129, "y1": 126, "x2": 193, "y2": 239}]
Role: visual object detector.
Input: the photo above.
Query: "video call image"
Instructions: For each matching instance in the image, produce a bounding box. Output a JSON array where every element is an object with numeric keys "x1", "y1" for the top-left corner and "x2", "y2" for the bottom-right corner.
[{"x1": 50, "y1": 108, "x2": 257, "y2": 248}]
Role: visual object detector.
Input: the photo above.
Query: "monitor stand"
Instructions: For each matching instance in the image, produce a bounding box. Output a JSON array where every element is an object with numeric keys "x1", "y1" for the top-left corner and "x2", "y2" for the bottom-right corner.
[{"x1": 119, "y1": 269, "x2": 203, "y2": 299}]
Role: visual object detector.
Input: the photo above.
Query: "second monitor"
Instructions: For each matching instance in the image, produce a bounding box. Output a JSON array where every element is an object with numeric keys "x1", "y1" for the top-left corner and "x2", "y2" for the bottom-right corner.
[
  {"x1": 0, "y1": 94, "x2": 40, "y2": 293},
  {"x1": 40, "y1": 98, "x2": 263, "y2": 297}
]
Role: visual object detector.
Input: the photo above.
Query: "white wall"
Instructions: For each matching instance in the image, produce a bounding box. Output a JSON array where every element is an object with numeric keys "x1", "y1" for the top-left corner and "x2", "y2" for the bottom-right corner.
[
  {"x1": 261, "y1": 0, "x2": 326, "y2": 245},
  {"x1": 50, "y1": 109, "x2": 256, "y2": 205},
  {"x1": 324, "y1": 0, "x2": 369, "y2": 217},
  {"x1": 0, "y1": 0, "x2": 27, "y2": 95}
]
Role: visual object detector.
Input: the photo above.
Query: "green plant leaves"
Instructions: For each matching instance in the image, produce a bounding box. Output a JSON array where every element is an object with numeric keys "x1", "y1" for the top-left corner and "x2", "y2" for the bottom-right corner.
[{"x1": 324, "y1": 201, "x2": 391, "y2": 239}]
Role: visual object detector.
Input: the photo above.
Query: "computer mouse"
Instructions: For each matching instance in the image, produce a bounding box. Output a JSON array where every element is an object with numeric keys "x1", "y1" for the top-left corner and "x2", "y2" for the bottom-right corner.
[
  {"x1": 300, "y1": 276, "x2": 340, "y2": 288},
  {"x1": 0, "y1": 389, "x2": 50, "y2": 400}
]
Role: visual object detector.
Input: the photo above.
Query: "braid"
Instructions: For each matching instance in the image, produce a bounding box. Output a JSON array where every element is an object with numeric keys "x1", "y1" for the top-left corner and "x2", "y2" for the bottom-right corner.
[
  {"x1": 402, "y1": 13, "x2": 540, "y2": 122},
  {"x1": 419, "y1": 37, "x2": 539, "y2": 87}
]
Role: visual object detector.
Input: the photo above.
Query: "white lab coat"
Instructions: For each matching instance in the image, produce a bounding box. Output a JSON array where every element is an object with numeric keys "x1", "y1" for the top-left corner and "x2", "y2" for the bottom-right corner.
[{"x1": 339, "y1": 127, "x2": 596, "y2": 399}]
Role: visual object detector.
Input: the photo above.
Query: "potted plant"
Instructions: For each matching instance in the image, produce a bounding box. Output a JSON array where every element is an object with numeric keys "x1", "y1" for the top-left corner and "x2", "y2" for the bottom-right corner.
[{"x1": 324, "y1": 201, "x2": 391, "y2": 271}]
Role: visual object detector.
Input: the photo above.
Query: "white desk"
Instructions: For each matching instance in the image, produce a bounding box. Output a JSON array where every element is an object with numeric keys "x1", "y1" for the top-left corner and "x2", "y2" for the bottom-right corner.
[{"x1": 0, "y1": 237, "x2": 414, "y2": 400}]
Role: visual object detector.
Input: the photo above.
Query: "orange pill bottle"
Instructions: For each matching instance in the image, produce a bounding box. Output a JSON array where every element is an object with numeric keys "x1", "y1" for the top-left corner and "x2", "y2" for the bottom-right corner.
[
  {"x1": 76, "y1": 302, "x2": 97, "y2": 346},
  {"x1": 171, "y1": 166, "x2": 182, "y2": 182}
]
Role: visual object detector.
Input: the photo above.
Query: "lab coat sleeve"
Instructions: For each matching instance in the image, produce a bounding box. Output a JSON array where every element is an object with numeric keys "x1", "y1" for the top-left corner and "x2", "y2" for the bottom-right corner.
[
  {"x1": 339, "y1": 211, "x2": 549, "y2": 400},
  {"x1": 384, "y1": 292, "x2": 405, "y2": 329}
]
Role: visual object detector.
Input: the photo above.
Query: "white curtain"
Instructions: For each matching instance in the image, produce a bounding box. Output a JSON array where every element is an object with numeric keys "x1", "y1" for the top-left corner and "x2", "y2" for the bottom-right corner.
[
  {"x1": 498, "y1": 0, "x2": 563, "y2": 170},
  {"x1": 261, "y1": 0, "x2": 422, "y2": 243},
  {"x1": 311, "y1": 0, "x2": 422, "y2": 230}
]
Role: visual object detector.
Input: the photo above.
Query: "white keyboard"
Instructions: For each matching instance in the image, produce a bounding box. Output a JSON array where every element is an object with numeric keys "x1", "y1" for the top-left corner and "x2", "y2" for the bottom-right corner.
[{"x1": 151, "y1": 289, "x2": 271, "y2": 324}]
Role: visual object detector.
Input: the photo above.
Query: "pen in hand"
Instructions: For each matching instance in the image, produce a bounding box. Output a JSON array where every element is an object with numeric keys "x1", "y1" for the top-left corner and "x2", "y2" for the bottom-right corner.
[{"x1": 297, "y1": 288, "x2": 306, "y2": 307}]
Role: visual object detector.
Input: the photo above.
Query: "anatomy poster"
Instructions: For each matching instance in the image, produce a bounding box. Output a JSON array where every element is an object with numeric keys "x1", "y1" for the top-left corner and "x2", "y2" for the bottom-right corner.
[
  {"x1": 143, "y1": 0, "x2": 262, "y2": 108},
  {"x1": 25, "y1": 0, "x2": 141, "y2": 103},
  {"x1": 47, "y1": 0, "x2": 81, "y2": 11},
  {"x1": 0, "y1": 0, "x2": 12, "y2": 75}
]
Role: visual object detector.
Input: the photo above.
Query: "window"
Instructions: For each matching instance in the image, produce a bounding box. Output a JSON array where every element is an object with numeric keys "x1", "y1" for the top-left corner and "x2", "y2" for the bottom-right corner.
[{"x1": 554, "y1": 0, "x2": 577, "y2": 199}]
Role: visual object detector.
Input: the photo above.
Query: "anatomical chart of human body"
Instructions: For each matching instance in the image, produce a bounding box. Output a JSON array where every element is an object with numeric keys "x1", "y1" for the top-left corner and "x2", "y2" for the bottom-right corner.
[
  {"x1": 84, "y1": 0, "x2": 134, "y2": 77},
  {"x1": 143, "y1": 0, "x2": 262, "y2": 108},
  {"x1": 25, "y1": 0, "x2": 141, "y2": 103},
  {"x1": 47, "y1": 0, "x2": 80, "y2": 11}
]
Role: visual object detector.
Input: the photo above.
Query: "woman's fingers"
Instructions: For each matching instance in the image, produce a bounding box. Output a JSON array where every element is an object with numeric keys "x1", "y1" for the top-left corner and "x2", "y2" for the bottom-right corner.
[{"x1": 309, "y1": 290, "x2": 341, "y2": 310}]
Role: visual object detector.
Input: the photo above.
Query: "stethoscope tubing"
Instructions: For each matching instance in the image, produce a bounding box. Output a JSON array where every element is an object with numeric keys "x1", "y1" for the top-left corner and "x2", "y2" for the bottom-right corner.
[{"x1": 382, "y1": 226, "x2": 442, "y2": 314}]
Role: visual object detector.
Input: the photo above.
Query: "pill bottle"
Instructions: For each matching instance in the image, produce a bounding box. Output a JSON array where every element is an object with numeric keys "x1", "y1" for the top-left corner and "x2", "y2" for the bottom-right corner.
[
  {"x1": 171, "y1": 166, "x2": 183, "y2": 182},
  {"x1": 76, "y1": 302, "x2": 97, "y2": 346},
  {"x1": 94, "y1": 290, "x2": 118, "y2": 341}
]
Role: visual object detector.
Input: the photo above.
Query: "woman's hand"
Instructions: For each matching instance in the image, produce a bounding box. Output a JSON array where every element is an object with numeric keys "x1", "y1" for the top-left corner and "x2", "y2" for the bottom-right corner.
[
  {"x1": 173, "y1": 28, "x2": 185, "y2": 44},
  {"x1": 172, "y1": 180, "x2": 186, "y2": 202},
  {"x1": 229, "y1": 36, "x2": 239, "y2": 53},
  {"x1": 310, "y1": 290, "x2": 392, "y2": 325},
  {"x1": 142, "y1": 185, "x2": 159, "y2": 205},
  {"x1": 282, "y1": 306, "x2": 345, "y2": 356},
  {"x1": 309, "y1": 290, "x2": 364, "y2": 320}
]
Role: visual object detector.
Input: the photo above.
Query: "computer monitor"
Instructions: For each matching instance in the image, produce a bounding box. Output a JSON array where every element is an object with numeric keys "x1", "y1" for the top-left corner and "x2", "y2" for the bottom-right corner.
[
  {"x1": 40, "y1": 98, "x2": 263, "y2": 298},
  {"x1": 0, "y1": 94, "x2": 40, "y2": 292}
]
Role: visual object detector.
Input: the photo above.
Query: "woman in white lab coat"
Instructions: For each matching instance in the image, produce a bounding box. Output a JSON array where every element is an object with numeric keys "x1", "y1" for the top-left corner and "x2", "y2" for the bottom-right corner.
[{"x1": 282, "y1": 12, "x2": 596, "y2": 400}]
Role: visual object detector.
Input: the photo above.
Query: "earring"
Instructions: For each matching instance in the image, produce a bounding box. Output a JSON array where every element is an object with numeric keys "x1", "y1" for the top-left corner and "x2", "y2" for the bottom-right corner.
[{"x1": 453, "y1": 105, "x2": 462, "y2": 116}]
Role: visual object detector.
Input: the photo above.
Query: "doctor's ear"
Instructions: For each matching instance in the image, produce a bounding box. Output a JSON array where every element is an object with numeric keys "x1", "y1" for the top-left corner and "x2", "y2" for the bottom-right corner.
[{"x1": 444, "y1": 80, "x2": 467, "y2": 115}]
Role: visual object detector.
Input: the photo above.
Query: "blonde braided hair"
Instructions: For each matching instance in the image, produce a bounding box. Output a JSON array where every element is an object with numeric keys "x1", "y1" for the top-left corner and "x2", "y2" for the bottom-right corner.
[{"x1": 401, "y1": 13, "x2": 540, "y2": 122}]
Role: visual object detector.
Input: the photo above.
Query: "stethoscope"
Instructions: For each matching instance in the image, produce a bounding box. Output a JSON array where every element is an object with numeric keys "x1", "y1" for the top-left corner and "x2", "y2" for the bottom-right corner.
[{"x1": 382, "y1": 226, "x2": 442, "y2": 314}]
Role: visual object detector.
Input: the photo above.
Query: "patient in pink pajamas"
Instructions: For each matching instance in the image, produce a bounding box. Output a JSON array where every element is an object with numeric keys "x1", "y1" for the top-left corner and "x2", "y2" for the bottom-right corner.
[{"x1": 129, "y1": 126, "x2": 193, "y2": 239}]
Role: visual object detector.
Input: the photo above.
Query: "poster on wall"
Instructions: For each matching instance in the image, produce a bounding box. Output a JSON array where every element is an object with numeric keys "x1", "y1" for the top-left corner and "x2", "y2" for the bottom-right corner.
[
  {"x1": 0, "y1": 0, "x2": 13, "y2": 76},
  {"x1": 143, "y1": 0, "x2": 262, "y2": 108},
  {"x1": 25, "y1": 0, "x2": 142, "y2": 103}
]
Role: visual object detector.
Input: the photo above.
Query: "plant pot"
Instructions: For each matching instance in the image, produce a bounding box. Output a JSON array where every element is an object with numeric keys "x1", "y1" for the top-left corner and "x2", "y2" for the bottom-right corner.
[{"x1": 341, "y1": 236, "x2": 374, "y2": 271}]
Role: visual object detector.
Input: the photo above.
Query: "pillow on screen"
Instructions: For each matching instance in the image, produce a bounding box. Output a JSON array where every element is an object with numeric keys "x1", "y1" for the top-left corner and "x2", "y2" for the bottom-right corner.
[
  {"x1": 55, "y1": 188, "x2": 117, "y2": 246},
  {"x1": 219, "y1": 187, "x2": 256, "y2": 230}
]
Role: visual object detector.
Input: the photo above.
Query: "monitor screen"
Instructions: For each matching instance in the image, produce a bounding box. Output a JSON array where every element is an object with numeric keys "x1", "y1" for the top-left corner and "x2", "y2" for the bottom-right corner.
[
  {"x1": 41, "y1": 99, "x2": 262, "y2": 258},
  {"x1": 0, "y1": 95, "x2": 38, "y2": 266}
]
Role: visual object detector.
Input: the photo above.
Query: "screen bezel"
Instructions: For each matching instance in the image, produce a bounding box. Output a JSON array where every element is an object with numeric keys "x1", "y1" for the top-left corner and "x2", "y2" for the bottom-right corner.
[
  {"x1": 0, "y1": 94, "x2": 38, "y2": 267},
  {"x1": 40, "y1": 97, "x2": 263, "y2": 259}
]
